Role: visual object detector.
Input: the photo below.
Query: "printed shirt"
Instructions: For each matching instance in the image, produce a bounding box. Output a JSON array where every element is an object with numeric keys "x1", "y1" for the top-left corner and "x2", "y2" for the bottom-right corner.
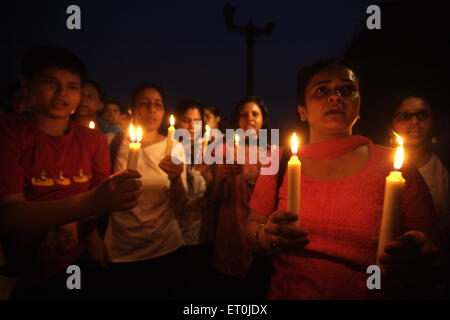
[{"x1": 0, "y1": 113, "x2": 110, "y2": 282}]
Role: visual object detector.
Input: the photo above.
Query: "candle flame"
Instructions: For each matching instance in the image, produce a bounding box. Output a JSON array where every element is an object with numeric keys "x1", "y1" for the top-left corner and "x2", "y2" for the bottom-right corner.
[
  {"x1": 136, "y1": 126, "x2": 142, "y2": 143},
  {"x1": 129, "y1": 124, "x2": 136, "y2": 142},
  {"x1": 128, "y1": 108, "x2": 132, "y2": 115},
  {"x1": 393, "y1": 132, "x2": 404, "y2": 170},
  {"x1": 205, "y1": 124, "x2": 210, "y2": 132},
  {"x1": 169, "y1": 114, "x2": 175, "y2": 126},
  {"x1": 234, "y1": 134, "x2": 240, "y2": 146},
  {"x1": 89, "y1": 121, "x2": 95, "y2": 129},
  {"x1": 291, "y1": 133, "x2": 299, "y2": 155}
]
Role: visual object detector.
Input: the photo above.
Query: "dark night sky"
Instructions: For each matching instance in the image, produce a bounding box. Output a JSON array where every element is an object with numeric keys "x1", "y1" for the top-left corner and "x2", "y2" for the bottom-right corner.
[{"x1": 2, "y1": 0, "x2": 383, "y2": 130}]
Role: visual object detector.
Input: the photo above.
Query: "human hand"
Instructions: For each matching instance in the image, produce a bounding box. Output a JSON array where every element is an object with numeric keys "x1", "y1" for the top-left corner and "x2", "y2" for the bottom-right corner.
[
  {"x1": 378, "y1": 231, "x2": 440, "y2": 286},
  {"x1": 94, "y1": 169, "x2": 142, "y2": 213},
  {"x1": 214, "y1": 164, "x2": 242, "y2": 182},
  {"x1": 159, "y1": 156, "x2": 184, "y2": 181},
  {"x1": 259, "y1": 210, "x2": 309, "y2": 253}
]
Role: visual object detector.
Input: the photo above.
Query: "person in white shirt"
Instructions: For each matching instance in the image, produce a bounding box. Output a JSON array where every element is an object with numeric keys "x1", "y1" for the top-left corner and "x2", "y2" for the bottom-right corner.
[
  {"x1": 389, "y1": 93, "x2": 449, "y2": 239},
  {"x1": 103, "y1": 83, "x2": 189, "y2": 298}
]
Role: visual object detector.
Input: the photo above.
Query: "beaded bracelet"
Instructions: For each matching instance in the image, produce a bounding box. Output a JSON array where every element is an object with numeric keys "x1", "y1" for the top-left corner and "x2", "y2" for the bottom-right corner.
[{"x1": 254, "y1": 223, "x2": 271, "y2": 255}]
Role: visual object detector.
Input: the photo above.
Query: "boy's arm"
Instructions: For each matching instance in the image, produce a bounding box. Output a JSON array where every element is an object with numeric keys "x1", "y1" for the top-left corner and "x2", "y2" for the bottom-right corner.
[{"x1": 0, "y1": 170, "x2": 142, "y2": 234}]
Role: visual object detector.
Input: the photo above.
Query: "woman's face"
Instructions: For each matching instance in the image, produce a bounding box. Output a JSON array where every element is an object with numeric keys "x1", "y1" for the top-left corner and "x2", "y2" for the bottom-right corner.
[
  {"x1": 203, "y1": 108, "x2": 220, "y2": 129},
  {"x1": 78, "y1": 83, "x2": 103, "y2": 117},
  {"x1": 179, "y1": 107, "x2": 202, "y2": 143},
  {"x1": 238, "y1": 102, "x2": 263, "y2": 133},
  {"x1": 298, "y1": 66, "x2": 360, "y2": 140},
  {"x1": 133, "y1": 88, "x2": 164, "y2": 132},
  {"x1": 103, "y1": 103, "x2": 120, "y2": 125},
  {"x1": 391, "y1": 97, "x2": 432, "y2": 147}
]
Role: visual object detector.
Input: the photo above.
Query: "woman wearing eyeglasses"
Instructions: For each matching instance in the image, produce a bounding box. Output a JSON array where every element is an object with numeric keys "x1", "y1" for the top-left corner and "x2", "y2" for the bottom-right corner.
[{"x1": 389, "y1": 92, "x2": 449, "y2": 250}]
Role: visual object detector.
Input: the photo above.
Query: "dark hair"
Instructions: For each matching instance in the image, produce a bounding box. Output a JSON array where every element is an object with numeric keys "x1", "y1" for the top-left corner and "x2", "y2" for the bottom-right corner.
[
  {"x1": 174, "y1": 100, "x2": 203, "y2": 126},
  {"x1": 296, "y1": 58, "x2": 359, "y2": 107},
  {"x1": 383, "y1": 89, "x2": 439, "y2": 142},
  {"x1": 203, "y1": 105, "x2": 220, "y2": 117},
  {"x1": 20, "y1": 45, "x2": 87, "y2": 84},
  {"x1": 85, "y1": 80, "x2": 106, "y2": 102},
  {"x1": 130, "y1": 83, "x2": 165, "y2": 110},
  {"x1": 231, "y1": 96, "x2": 271, "y2": 130},
  {"x1": 104, "y1": 100, "x2": 121, "y2": 108}
]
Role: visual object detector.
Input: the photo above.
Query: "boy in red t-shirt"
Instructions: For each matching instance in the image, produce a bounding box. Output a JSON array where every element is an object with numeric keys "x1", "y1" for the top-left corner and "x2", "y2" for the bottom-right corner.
[{"x1": 0, "y1": 45, "x2": 142, "y2": 298}]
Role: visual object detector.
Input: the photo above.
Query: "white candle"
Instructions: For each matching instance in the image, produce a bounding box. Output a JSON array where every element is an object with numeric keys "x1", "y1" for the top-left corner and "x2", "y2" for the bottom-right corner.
[
  {"x1": 287, "y1": 133, "x2": 301, "y2": 223},
  {"x1": 165, "y1": 115, "x2": 175, "y2": 157},
  {"x1": 203, "y1": 124, "x2": 210, "y2": 152},
  {"x1": 376, "y1": 133, "x2": 406, "y2": 265},
  {"x1": 127, "y1": 124, "x2": 142, "y2": 170}
]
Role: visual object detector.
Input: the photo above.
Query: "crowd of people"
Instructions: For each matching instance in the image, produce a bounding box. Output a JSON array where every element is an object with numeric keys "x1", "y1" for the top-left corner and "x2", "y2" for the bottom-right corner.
[{"x1": 0, "y1": 45, "x2": 448, "y2": 300}]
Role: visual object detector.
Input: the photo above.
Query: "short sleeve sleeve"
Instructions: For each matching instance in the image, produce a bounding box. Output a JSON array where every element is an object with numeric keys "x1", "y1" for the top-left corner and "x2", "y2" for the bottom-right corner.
[
  {"x1": 90, "y1": 132, "x2": 111, "y2": 188},
  {"x1": 0, "y1": 118, "x2": 26, "y2": 196}
]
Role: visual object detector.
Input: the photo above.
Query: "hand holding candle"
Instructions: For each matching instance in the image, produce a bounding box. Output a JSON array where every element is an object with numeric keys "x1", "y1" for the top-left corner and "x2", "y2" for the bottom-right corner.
[
  {"x1": 127, "y1": 124, "x2": 142, "y2": 170},
  {"x1": 165, "y1": 115, "x2": 175, "y2": 157},
  {"x1": 287, "y1": 133, "x2": 301, "y2": 223},
  {"x1": 376, "y1": 132, "x2": 406, "y2": 265}
]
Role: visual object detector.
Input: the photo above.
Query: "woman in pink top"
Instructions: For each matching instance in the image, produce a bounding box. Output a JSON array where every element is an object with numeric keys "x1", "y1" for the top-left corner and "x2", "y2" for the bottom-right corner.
[
  {"x1": 246, "y1": 60, "x2": 443, "y2": 299},
  {"x1": 212, "y1": 96, "x2": 271, "y2": 298}
]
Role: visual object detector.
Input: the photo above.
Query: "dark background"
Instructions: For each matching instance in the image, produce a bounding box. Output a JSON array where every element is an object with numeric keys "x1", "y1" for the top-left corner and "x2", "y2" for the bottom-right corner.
[{"x1": 1, "y1": 0, "x2": 448, "y2": 153}]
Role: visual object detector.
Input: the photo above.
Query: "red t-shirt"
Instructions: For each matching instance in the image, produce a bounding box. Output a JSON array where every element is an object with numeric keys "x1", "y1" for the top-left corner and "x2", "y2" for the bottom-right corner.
[
  {"x1": 0, "y1": 113, "x2": 110, "y2": 283},
  {"x1": 250, "y1": 143, "x2": 437, "y2": 299}
]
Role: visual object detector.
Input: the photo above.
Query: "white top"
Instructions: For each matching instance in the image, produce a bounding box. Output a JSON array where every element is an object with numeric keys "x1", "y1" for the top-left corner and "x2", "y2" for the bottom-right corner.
[
  {"x1": 176, "y1": 164, "x2": 206, "y2": 245},
  {"x1": 104, "y1": 135, "x2": 188, "y2": 262},
  {"x1": 418, "y1": 153, "x2": 449, "y2": 232}
]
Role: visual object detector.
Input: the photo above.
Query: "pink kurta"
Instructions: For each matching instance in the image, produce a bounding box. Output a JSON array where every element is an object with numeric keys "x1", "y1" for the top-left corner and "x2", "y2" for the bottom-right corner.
[{"x1": 250, "y1": 141, "x2": 437, "y2": 299}]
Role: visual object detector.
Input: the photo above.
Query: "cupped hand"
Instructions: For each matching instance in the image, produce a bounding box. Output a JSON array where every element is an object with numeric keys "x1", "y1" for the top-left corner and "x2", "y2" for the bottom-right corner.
[
  {"x1": 214, "y1": 164, "x2": 242, "y2": 182},
  {"x1": 378, "y1": 231, "x2": 440, "y2": 286},
  {"x1": 159, "y1": 156, "x2": 184, "y2": 181},
  {"x1": 95, "y1": 169, "x2": 142, "y2": 212},
  {"x1": 378, "y1": 231, "x2": 439, "y2": 266},
  {"x1": 260, "y1": 210, "x2": 309, "y2": 253}
]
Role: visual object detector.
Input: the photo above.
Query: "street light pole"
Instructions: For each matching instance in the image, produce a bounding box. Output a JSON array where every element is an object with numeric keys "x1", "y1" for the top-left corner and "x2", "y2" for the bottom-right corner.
[{"x1": 223, "y1": 5, "x2": 275, "y2": 96}]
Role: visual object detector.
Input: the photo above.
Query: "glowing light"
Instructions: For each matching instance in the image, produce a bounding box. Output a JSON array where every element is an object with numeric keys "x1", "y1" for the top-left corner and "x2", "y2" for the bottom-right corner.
[
  {"x1": 129, "y1": 124, "x2": 136, "y2": 142},
  {"x1": 291, "y1": 133, "x2": 299, "y2": 155},
  {"x1": 136, "y1": 126, "x2": 142, "y2": 143},
  {"x1": 89, "y1": 121, "x2": 95, "y2": 129},
  {"x1": 393, "y1": 132, "x2": 404, "y2": 170},
  {"x1": 234, "y1": 134, "x2": 240, "y2": 146},
  {"x1": 169, "y1": 115, "x2": 175, "y2": 126}
]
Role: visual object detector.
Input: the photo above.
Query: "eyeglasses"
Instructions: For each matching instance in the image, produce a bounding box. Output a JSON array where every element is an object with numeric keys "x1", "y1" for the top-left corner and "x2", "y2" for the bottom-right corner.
[{"x1": 393, "y1": 111, "x2": 431, "y2": 122}]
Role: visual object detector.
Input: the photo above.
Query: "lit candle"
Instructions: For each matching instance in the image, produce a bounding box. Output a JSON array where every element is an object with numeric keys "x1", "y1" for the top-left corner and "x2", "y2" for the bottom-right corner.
[
  {"x1": 234, "y1": 134, "x2": 240, "y2": 163},
  {"x1": 287, "y1": 133, "x2": 301, "y2": 222},
  {"x1": 165, "y1": 115, "x2": 175, "y2": 157},
  {"x1": 376, "y1": 133, "x2": 406, "y2": 265},
  {"x1": 89, "y1": 121, "x2": 95, "y2": 129},
  {"x1": 127, "y1": 124, "x2": 142, "y2": 170},
  {"x1": 203, "y1": 124, "x2": 210, "y2": 152}
]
